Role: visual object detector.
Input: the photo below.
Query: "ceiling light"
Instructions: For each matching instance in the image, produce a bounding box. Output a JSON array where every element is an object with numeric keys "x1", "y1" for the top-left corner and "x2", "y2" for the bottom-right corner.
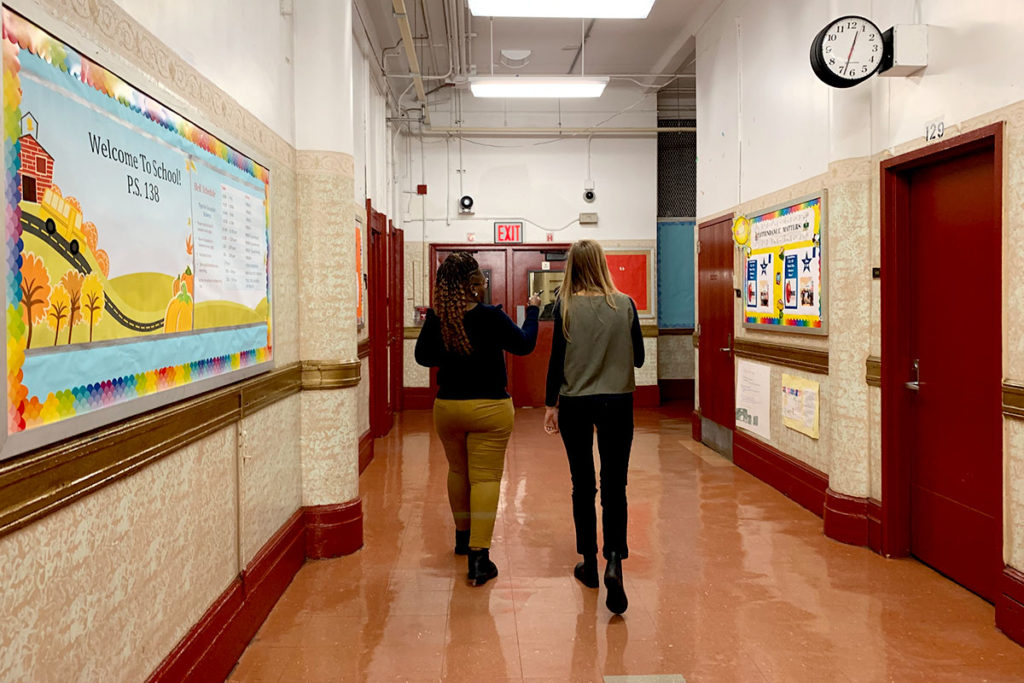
[
  {"x1": 469, "y1": 76, "x2": 609, "y2": 98},
  {"x1": 468, "y1": 0, "x2": 656, "y2": 19}
]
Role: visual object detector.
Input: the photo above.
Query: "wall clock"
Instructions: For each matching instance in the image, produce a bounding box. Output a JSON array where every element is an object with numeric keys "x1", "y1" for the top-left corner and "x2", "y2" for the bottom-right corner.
[{"x1": 810, "y1": 15, "x2": 888, "y2": 88}]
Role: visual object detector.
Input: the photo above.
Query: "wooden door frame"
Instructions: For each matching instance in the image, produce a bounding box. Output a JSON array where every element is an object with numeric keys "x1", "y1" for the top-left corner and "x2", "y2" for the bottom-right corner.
[
  {"x1": 389, "y1": 222, "x2": 404, "y2": 412},
  {"x1": 696, "y1": 212, "x2": 734, "y2": 428},
  {"x1": 367, "y1": 199, "x2": 391, "y2": 437},
  {"x1": 879, "y1": 122, "x2": 1003, "y2": 557}
]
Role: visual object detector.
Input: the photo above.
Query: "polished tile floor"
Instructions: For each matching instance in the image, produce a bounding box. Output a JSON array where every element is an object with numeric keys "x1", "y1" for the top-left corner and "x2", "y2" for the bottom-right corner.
[{"x1": 230, "y1": 406, "x2": 1024, "y2": 682}]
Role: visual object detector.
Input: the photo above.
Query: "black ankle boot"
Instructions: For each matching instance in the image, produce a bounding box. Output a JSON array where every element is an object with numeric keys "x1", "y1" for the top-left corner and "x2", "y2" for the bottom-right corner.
[
  {"x1": 573, "y1": 555, "x2": 599, "y2": 588},
  {"x1": 467, "y1": 548, "x2": 498, "y2": 586},
  {"x1": 454, "y1": 529, "x2": 470, "y2": 555},
  {"x1": 604, "y1": 552, "x2": 628, "y2": 614}
]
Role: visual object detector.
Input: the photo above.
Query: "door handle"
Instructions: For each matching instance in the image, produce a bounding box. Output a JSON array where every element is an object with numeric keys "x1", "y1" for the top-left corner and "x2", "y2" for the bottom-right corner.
[
  {"x1": 719, "y1": 333, "x2": 732, "y2": 353},
  {"x1": 905, "y1": 358, "x2": 921, "y2": 392}
]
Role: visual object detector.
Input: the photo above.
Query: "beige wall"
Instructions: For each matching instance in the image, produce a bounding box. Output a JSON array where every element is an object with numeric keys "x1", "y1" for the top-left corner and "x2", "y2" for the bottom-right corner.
[{"x1": 0, "y1": 0, "x2": 354, "y2": 678}]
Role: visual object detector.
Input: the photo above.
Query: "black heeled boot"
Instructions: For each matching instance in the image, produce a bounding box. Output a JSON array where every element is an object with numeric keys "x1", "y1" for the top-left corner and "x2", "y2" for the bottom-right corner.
[
  {"x1": 604, "y1": 552, "x2": 628, "y2": 614},
  {"x1": 454, "y1": 529, "x2": 470, "y2": 555},
  {"x1": 467, "y1": 548, "x2": 499, "y2": 586},
  {"x1": 573, "y1": 554, "x2": 599, "y2": 588}
]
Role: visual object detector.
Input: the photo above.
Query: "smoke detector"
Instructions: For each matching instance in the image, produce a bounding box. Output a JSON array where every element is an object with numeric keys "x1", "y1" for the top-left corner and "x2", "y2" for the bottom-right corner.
[{"x1": 499, "y1": 49, "x2": 531, "y2": 69}]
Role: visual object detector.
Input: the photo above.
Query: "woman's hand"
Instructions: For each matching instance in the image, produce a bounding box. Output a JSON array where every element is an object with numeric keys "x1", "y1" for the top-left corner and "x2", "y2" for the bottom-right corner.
[
  {"x1": 528, "y1": 293, "x2": 542, "y2": 307},
  {"x1": 544, "y1": 406, "x2": 559, "y2": 435}
]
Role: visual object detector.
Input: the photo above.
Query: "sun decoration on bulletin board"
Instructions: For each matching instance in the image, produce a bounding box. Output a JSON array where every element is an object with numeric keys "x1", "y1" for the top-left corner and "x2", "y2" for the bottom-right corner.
[{"x1": 732, "y1": 215, "x2": 751, "y2": 246}]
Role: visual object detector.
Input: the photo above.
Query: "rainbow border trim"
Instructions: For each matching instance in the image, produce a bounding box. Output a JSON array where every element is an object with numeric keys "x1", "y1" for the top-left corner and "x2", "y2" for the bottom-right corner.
[{"x1": 4, "y1": 10, "x2": 272, "y2": 434}]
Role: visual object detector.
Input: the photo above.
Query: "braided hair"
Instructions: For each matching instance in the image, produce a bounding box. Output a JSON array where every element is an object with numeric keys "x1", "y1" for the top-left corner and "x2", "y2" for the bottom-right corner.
[{"x1": 433, "y1": 252, "x2": 480, "y2": 355}]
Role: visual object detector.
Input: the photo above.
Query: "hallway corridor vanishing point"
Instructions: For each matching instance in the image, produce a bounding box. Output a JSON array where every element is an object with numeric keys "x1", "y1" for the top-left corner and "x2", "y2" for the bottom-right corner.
[{"x1": 229, "y1": 408, "x2": 1024, "y2": 682}]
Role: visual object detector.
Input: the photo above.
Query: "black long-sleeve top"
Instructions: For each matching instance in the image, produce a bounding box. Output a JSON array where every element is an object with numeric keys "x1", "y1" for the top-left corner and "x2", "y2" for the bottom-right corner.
[
  {"x1": 415, "y1": 304, "x2": 539, "y2": 400},
  {"x1": 545, "y1": 295, "x2": 645, "y2": 407}
]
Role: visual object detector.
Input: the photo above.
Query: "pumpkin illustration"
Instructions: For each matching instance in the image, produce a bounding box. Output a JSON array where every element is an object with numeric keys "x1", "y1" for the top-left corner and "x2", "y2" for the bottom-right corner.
[{"x1": 164, "y1": 281, "x2": 193, "y2": 333}]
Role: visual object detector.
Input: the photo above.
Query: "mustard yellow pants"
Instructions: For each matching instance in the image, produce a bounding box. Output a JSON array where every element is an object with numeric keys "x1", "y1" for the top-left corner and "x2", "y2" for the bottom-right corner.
[{"x1": 433, "y1": 398, "x2": 515, "y2": 549}]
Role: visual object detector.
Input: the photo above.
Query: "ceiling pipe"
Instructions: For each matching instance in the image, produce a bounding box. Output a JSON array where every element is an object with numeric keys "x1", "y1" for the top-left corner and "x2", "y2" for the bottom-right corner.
[
  {"x1": 392, "y1": 0, "x2": 431, "y2": 124},
  {"x1": 421, "y1": 125, "x2": 695, "y2": 135}
]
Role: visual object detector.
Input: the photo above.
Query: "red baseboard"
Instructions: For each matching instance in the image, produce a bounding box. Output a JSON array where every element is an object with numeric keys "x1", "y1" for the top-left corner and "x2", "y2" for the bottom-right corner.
[
  {"x1": 635, "y1": 385, "x2": 659, "y2": 408},
  {"x1": 691, "y1": 410, "x2": 702, "y2": 441},
  {"x1": 147, "y1": 508, "x2": 306, "y2": 683},
  {"x1": 358, "y1": 429, "x2": 374, "y2": 474},
  {"x1": 867, "y1": 498, "x2": 883, "y2": 554},
  {"x1": 402, "y1": 386, "x2": 436, "y2": 410},
  {"x1": 823, "y1": 488, "x2": 871, "y2": 547},
  {"x1": 658, "y1": 378, "x2": 694, "y2": 403},
  {"x1": 997, "y1": 566, "x2": 1024, "y2": 647},
  {"x1": 733, "y1": 430, "x2": 828, "y2": 517},
  {"x1": 305, "y1": 499, "x2": 363, "y2": 559}
]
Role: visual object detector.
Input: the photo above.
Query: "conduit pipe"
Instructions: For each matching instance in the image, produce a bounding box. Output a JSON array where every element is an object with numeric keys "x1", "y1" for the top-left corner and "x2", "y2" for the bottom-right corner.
[
  {"x1": 392, "y1": 0, "x2": 431, "y2": 125},
  {"x1": 422, "y1": 126, "x2": 695, "y2": 135}
]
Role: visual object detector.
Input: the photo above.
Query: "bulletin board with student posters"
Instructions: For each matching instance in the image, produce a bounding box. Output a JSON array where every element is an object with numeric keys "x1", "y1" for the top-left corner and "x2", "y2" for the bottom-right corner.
[
  {"x1": 2, "y1": 9, "x2": 273, "y2": 458},
  {"x1": 737, "y1": 193, "x2": 827, "y2": 335}
]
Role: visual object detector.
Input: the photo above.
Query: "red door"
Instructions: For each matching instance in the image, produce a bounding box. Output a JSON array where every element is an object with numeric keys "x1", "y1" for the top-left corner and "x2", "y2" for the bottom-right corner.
[
  {"x1": 368, "y1": 200, "x2": 392, "y2": 437},
  {"x1": 508, "y1": 248, "x2": 568, "y2": 407},
  {"x1": 903, "y1": 142, "x2": 1002, "y2": 600},
  {"x1": 697, "y1": 215, "x2": 735, "y2": 430},
  {"x1": 389, "y1": 224, "x2": 404, "y2": 412}
]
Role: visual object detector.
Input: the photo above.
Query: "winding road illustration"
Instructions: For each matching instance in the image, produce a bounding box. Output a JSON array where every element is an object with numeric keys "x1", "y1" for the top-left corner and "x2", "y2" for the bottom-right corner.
[{"x1": 20, "y1": 211, "x2": 165, "y2": 332}]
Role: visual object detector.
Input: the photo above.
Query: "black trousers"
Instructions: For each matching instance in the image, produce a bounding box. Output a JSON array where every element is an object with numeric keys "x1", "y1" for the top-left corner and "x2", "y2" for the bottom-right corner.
[{"x1": 557, "y1": 393, "x2": 634, "y2": 560}]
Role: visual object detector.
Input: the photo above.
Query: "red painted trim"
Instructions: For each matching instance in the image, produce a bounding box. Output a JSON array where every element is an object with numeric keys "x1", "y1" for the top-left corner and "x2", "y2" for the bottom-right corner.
[
  {"x1": 691, "y1": 410, "x2": 701, "y2": 442},
  {"x1": 867, "y1": 498, "x2": 883, "y2": 554},
  {"x1": 997, "y1": 566, "x2": 1024, "y2": 647},
  {"x1": 304, "y1": 499, "x2": 363, "y2": 559},
  {"x1": 634, "y1": 385, "x2": 659, "y2": 408},
  {"x1": 823, "y1": 488, "x2": 871, "y2": 546},
  {"x1": 402, "y1": 386, "x2": 436, "y2": 410},
  {"x1": 880, "y1": 122, "x2": 1003, "y2": 558},
  {"x1": 147, "y1": 509, "x2": 305, "y2": 683},
  {"x1": 358, "y1": 430, "x2": 374, "y2": 474},
  {"x1": 733, "y1": 430, "x2": 828, "y2": 517},
  {"x1": 658, "y1": 378, "x2": 694, "y2": 404}
]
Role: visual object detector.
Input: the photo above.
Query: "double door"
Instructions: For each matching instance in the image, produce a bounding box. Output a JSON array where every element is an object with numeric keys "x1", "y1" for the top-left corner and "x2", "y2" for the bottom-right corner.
[{"x1": 431, "y1": 245, "x2": 568, "y2": 407}]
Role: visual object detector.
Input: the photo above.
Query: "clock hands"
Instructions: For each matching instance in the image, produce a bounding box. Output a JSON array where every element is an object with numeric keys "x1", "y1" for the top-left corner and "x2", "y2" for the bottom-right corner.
[{"x1": 844, "y1": 28, "x2": 859, "y2": 75}]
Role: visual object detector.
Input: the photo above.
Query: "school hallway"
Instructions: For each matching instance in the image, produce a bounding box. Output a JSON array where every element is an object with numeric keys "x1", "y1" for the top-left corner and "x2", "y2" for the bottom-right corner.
[{"x1": 229, "y1": 407, "x2": 1024, "y2": 682}]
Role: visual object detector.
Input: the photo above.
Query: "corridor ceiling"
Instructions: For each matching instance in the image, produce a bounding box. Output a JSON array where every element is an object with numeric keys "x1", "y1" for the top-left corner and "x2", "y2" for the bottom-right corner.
[{"x1": 355, "y1": 0, "x2": 703, "y2": 118}]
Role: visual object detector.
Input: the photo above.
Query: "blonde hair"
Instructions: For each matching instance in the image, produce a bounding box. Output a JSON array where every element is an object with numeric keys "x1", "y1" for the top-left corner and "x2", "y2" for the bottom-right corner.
[{"x1": 557, "y1": 239, "x2": 619, "y2": 340}]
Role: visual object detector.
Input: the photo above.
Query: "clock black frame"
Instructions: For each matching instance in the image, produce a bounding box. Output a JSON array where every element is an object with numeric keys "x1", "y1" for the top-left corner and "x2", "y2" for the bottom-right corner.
[{"x1": 809, "y1": 15, "x2": 890, "y2": 89}]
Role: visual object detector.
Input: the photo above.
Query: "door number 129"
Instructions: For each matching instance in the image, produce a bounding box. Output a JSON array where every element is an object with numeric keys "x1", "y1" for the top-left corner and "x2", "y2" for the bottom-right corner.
[{"x1": 925, "y1": 120, "x2": 945, "y2": 142}]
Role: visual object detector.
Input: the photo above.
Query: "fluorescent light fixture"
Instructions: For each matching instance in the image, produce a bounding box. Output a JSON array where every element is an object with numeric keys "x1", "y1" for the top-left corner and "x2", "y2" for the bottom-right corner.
[
  {"x1": 469, "y1": 76, "x2": 609, "y2": 98},
  {"x1": 468, "y1": 0, "x2": 655, "y2": 19}
]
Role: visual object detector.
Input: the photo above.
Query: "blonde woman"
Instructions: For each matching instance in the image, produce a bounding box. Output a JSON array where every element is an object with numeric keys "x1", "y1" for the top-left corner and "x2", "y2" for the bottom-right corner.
[{"x1": 543, "y1": 240, "x2": 644, "y2": 614}]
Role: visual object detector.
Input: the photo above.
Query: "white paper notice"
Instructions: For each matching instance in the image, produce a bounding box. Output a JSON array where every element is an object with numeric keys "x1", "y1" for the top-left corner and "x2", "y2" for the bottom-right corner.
[
  {"x1": 735, "y1": 360, "x2": 771, "y2": 441},
  {"x1": 193, "y1": 180, "x2": 267, "y2": 309}
]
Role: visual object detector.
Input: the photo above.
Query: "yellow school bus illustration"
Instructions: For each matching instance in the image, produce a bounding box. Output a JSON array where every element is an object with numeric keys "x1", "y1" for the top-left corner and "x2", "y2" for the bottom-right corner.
[{"x1": 38, "y1": 186, "x2": 84, "y2": 254}]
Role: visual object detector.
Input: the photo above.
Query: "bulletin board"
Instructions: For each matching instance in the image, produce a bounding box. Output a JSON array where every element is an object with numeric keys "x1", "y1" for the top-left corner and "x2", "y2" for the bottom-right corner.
[
  {"x1": 737, "y1": 193, "x2": 827, "y2": 334},
  {"x1": 605, "y1": 249, "x2": 653, "y2": 317},
  {"x1": 2, "y1": 10, "x2": 272, "y2": 458}
]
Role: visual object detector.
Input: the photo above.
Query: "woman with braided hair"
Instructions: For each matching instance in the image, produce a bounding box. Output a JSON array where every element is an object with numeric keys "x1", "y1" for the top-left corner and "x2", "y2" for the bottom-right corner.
[{"x1": 415, "y1": 252, "x2": 541, "y2": 586}]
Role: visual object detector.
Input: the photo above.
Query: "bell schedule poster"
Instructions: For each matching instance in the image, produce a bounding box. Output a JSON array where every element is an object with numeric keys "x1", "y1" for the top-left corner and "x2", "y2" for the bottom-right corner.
[{"x1": 2, "y1": 10, "x2": 272, "y2": 457}]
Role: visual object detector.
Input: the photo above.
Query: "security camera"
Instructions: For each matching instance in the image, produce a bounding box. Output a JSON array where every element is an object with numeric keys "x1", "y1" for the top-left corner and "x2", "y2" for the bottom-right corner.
[{"x1": 583, "y1": 189, "x2": 596, "y2": 203}]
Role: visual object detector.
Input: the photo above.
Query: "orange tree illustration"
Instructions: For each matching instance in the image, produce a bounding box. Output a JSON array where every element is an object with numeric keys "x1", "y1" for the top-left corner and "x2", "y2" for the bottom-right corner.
[
  {"x1": 82, "y1": 274, "x2": 104, "y2": 342},
  {"x1": 48, "y1": 285, "x2": 70, "y2": 346},
  {"x1": 19, "y1": 252, "x2": 51, "y2": 349},
  {"x1": 60, "y1": 270, "x2": 85, "y2": 344}
]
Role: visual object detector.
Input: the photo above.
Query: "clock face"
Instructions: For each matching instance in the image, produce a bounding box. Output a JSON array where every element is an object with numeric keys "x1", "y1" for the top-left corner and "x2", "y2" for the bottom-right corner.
[{"x1": 810, "y1": 16, "x2": 886, "y2": 88}]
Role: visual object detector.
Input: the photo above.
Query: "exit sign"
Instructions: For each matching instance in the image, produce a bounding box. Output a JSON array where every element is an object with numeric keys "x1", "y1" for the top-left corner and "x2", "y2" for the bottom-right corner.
[{"x1": 494, "y1": 221, "x2": 523, "y2": 243}]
